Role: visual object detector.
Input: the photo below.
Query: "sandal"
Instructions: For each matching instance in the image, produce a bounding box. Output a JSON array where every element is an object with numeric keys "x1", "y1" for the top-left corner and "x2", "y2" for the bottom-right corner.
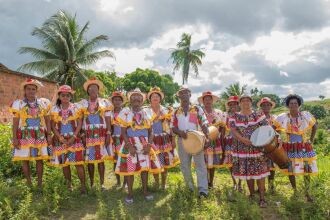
[
  {"x1": 145, "y1": 194, "x2": 154, "y2": 201},
  {"x1": 125, "y1": 197, "x2": 134, "y2": 205},
  {"x1": 259, "y1": 200, "x2": 267, "y2": 208}
]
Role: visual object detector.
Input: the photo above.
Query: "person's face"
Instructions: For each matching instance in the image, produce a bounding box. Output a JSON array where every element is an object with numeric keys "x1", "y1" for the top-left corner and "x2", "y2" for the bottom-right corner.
[
  {"x1": 261, "y1": 102, "x2": 272, "y2": 114},
  {"x1": 178, "y1": 90, "x2": 191, "y2": 104},
  {"x1": 112, "y1": 96, "x2": 123, "y2": 108},
  {"x1": 59, "y1": 92, "x2": 71, "y2": 104},
  {"x1": 227, "y1": 101, "x2": 239, "y2": 113},
  {"x1": 288, "y1": 98, "x2": 300, "y2": 112},
  {"x1": 24, "y1": 85, "x2": 37, "y2": 99},
  {"x1": 130, "y1": 94, "x2": 144, "y2": 108},
  {"x1": 203, "y1": 96, "x2": 213, "y2": 108},
  {"x1": 240, "y1": 98, "x2": 252, "y2": 110},
  {"x1": 150, "y1": 93, "x2": 161, "y2": 106},
  {"x1": 88, "y1": 84, "x2": 99, "y2": 98}
]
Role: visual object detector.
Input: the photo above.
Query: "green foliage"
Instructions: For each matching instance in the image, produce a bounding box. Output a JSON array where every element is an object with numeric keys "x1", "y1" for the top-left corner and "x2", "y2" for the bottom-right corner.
[
  {"x1": 318, "y1": 116, "x2": 330, "y2": 130},
  {"x1": 221, "y1": 83, "x2": 247, "y2": 99},
  {"x1": 0, "y1": 124, "x2": 21, "y2": 178},
  {"x1": 314, "y1": 129, "x2": 329, "y2": 145},
  {"x1": 122, "y1": 68, "x2": 180, "y2": 104},
  {"x1": 301, "y1": 104, "x2": 327, "y2": 120},
  {"x1": 169, "y1": 33, "x2": 205, "y2": 84},
  {"x1": 18, "y1": 10, "x2": 114, "y2": 89}
]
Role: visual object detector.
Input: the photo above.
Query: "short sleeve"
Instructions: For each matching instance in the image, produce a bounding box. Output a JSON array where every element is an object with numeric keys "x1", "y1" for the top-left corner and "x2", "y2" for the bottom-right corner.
[
  {"x1": 9, "y1": 99, "x2": 22, "y2": 117},
  {"x1": 117, "y1": 107, "x2": 130, "y2": 127}
]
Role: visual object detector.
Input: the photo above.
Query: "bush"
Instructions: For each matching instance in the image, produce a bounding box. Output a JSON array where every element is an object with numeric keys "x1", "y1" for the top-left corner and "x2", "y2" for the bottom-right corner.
[
  {"x1": 0, "y1": 124, "x2": 22, "y2": 178},
  {"x1": 301, "y1": 104, "x2": 327, "y2": 120}
]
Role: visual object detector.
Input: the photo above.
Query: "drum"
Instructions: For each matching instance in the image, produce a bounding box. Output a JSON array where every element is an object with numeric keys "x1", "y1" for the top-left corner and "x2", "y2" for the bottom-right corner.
[
  {"x1": 250, "y1": 125, "x2": 289, "y2": 169},
  {"x1": 182, "y1": 130, "x2": 206, "y2": 155},
  {"x1": 208, "y1": 126, "x2": 220, "y2": 141}
]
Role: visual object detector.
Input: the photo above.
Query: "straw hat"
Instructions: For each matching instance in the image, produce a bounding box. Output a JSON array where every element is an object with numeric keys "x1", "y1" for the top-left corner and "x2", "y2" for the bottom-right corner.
[
  {"x1": 226, "y1": 96, "x2": 239, "y2": 106},
  {"x1": 110, "y1": 91, "x2": 126, "y2": 102},
  {"x1": 257, "y1": 97, "x2": 276, "y2": 108},
  {"x1": 83, "y1": 77, "x2": 104, "y2": 91},
  {"x1": 198, "y1": 91, "x2": 219, "y2": 104},
  {"x1": 176, "y1": 85, "x2": 191, "y2": 96},
  {"x1": 127, "y1": 88, "x2": 146, "y2": 102},
  {"x1": 239, "y1": 94, "x2": 252, "y2": 102},
  {"x1": 57, "y1": 85, "x2": 75, "y2": 94},
  {"x1": 21, "y1": 78, "x2": 43, "y2": 90},
  {"x1": 147, "y1": 86, "x2": 164, "y2": 100}
]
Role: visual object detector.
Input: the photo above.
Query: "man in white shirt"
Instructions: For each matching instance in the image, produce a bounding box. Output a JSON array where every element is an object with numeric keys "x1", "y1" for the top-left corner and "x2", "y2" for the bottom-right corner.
[{"x1": 171, "y1": 86, "x2": 210, "y2": 198}]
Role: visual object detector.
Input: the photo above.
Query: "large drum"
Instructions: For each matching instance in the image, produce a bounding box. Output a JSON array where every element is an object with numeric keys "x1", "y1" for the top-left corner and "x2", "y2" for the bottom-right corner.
[
  {"x1": 182, "y1": 130, "x2": 206, "y2": 155},
  {"x1": 250, "y1": 125, "x2": 289, "y2": 169}
]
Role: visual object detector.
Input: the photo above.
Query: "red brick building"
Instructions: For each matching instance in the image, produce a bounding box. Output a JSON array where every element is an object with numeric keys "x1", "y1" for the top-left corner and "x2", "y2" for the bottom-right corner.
[{"x1": 0, "y1": 63, "x2": 58, "y2": 123}]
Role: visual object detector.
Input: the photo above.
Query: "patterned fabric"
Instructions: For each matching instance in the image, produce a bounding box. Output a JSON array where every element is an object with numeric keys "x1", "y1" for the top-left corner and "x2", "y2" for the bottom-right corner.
[
  {"x1": 222, "y1": 112, "x2": 234, "y2": 168},
  {"x1": 203, "y1": 108, "x2": 227, "y2": 169},
  {"x1": 145, "y1": 106, "x2": 179, "y2": 169},
  {"x1": 115, "y1": 107, "x2": 163, "y2": 176},
  {"x1": 9, "y1": 98, "x2": 51, "y2": 161},
  {"x1": 48, "y1": 104, "x2": 85, "y2": 167},
  {"x1": 275, "y1": 112, "x2": 318, "y2": 176},
  {"x1": 170, "y1": 105, "x2": 208, "y2": 131},
  {"x1": 229, "y1": 111, "x2": 270, "y2": 180},
  {"x1": 78, "y1": 98, "x2": 113, "y2": 163},
  {"x1": 265, "y1": 114, "x2": 277, "y2": 171},
  {"x1": 110, "y1": 111, "x2": 124, "y2": 162}
]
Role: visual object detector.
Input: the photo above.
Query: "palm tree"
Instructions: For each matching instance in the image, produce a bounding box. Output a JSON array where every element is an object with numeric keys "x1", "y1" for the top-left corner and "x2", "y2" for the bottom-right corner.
[
  {"x1": 18, "y1": 10, "x2": 114, "y2": 89},
  {"x1": 169, "y1": 33, "x2": 205, "y2": 85},
  {"x1": 221, "y1": 83, "x2": 247, "y2": 99}
]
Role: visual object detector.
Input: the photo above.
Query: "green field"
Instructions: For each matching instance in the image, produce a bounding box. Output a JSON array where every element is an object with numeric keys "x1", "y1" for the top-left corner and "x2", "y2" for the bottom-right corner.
[{"x1": 1, "y1": 156, "x2": 330, "y2": 220}]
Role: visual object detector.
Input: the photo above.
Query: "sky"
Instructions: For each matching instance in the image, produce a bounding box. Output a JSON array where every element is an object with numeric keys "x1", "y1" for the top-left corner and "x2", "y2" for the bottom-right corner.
[{"x1": 1, "y1": 0, "x2": 330, "y2": 101}]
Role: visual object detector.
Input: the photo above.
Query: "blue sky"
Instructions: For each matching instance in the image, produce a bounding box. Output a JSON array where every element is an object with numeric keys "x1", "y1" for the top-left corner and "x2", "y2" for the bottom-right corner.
[{"x1": 1, "y1": 0, "x2": 330, "y2": 101}]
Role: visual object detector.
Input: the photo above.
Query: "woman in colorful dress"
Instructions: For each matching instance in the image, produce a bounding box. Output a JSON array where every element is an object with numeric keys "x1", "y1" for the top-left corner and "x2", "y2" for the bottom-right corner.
[
  {"x1": 229, "y1": 95, "x2": 270, "y2": 207},
  {"x1": 79, "y1": 77, "x2": 113, "y2": 190},
  {"x1": 197, "y1": 91, "x2": 226, "y2": 189},
  {"x1": 275, "y1": 94, "x2": 318, "y2": 202},
  {"x1": 146, "y1": 87, "x2": 179, "y2": 190},
  {"x1": 115, "y1": 88, "x2": 163, "y2": 204},
  {"x1": 10, "y1": 79, "x2": 52, "y2": 187},
  {"x1": 49, "y1": 85, "x2": 86, "y2": 193},
  {"x1": 109, "y1": 91, "x2": 127, "y2": 188},
  {"x1": 257, "y1": 97, "x2": 278, "y2": 193},
  {"x1": 223, "y1": 96, "x2": 242, "y2": 191}
]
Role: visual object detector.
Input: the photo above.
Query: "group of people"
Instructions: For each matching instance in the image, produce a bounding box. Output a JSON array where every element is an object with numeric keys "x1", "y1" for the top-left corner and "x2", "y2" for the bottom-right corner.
[{"x1": 10, "y1": 77, "x2": 318, "y2": 207}]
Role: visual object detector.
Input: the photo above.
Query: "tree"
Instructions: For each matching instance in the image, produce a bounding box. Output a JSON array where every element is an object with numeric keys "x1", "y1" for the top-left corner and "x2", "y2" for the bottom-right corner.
[
  {"x1": 169, "y1": 33, "x2": 205, "y2": 85},
  {"x1": 319, "y1": 95, "x2": 325, "y2": 100},
  {"x1": 122, "y1": 68, "x2": 180, "y2": 104},
  {"x1": 18, "y1": 10, "x2": 114, "y2": 89},
  {"x1": 221, "y1": 83, "x2": 247, "y2": 99}
]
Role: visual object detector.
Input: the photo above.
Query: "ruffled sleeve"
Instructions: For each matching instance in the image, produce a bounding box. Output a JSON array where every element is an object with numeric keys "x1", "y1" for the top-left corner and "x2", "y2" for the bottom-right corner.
[
  {"x1": 117, "y1": 107, "x2": 130, "y2": 127},
  {"x1": 301, "y1": 111, "x2": 316, "y2": 127},
  {"x1": 38, "y1": 98, "x2": 51, "y2": 116},
  {"x1": 9, "y1": 99, "x2": 22, "y2": 117},
  {"x1": 50, "y1": 105, "x2": 60, "y2": 122},
  {"x1": 196, "y1": 105, "x2": 208, "y2": 127}
]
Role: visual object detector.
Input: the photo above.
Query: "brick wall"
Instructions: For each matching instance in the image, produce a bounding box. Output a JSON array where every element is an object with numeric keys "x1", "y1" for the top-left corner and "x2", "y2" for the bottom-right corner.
[{"x1": 0, "y1": 63, "x2": 58, "y2": 124}]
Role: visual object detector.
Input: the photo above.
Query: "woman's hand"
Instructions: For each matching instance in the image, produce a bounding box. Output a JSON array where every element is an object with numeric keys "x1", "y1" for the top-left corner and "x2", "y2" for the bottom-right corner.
[
  {"x1": 241, "y1": 137, "x2": 252, "y2": 146},
  {"x1": 127, "y1": 143, "x2": 136, "y2": 156}
]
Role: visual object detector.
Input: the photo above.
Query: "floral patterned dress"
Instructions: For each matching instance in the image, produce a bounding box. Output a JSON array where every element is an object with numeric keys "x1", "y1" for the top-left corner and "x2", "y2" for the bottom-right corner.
[
  {"x1": 145, "y1": 106, "x2": 179, "y2": 169},
  {"x1": 203, "y1": 108, "x2": 226, "y2": 168},
  {"x1": 275, "y1": 111, "x2": 318, "y2": 176},
  {"x1": 9, "y1": 98, "x2": 51, "y2": 161},
  {"x1": 48, "y1": 104, "x2": 85, "y2": 167},
  {"x1": 115, "y1": 107, "x2": 163, "y2": 176},
  {"x1": 78, "y1": 98, "x2": 113, "y2": 163},
  {"x1": 229, "y1": 111, "x2": 270, "y2": 180}
]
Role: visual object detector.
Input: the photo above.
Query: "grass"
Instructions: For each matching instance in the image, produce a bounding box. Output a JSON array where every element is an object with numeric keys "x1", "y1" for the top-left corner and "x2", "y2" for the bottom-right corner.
[{"x1": 1, "y1": 156, "x2": 330, "y2": 220}]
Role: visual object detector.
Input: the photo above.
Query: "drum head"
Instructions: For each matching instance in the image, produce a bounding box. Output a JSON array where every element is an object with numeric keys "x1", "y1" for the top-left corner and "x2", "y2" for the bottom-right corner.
[
  {"x1": 182, "y1": 130, "x2": 205, "y2": 154},
  {"x1": 250, "y1": 125, "x2": 275, "y2": 147}
]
